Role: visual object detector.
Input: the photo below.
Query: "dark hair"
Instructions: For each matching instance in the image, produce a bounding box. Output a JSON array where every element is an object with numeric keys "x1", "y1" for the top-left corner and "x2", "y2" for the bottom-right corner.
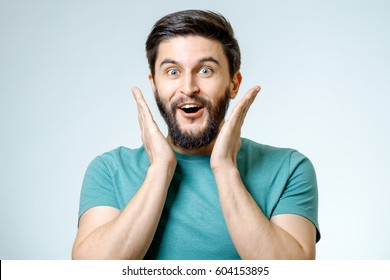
[{"x1": 146, "y1": 10, "x2": 241, "y2": 78}]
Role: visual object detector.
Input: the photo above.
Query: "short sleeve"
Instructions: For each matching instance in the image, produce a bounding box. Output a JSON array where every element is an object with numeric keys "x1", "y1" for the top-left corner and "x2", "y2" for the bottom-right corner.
[
  {"x1": 272, "y1": 151, "x2": 320, "y2": 242},
  {"x1": 78, "y1": 156, "x2": 120, "y2": 218}
]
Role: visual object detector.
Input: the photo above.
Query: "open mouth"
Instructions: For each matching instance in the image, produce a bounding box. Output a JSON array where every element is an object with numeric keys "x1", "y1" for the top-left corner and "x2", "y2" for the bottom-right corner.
[{"x1": 180, "y1": 104, "x2": 203, "y2": 114}]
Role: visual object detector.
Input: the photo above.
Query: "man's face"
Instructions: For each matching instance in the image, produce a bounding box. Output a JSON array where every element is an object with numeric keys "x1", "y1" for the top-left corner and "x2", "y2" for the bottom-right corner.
[{"x1": 149, "y1": 36, "x2": 241, "y2": 152}]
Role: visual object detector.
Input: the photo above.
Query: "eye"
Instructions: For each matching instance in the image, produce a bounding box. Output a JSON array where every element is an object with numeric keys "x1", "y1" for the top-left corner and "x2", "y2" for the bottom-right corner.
[
  {"x1": 199, "y1": 67, "x2": 212, "y2": 75},
  {"x1": 167, "y1": 69, "x2": 180, "y2": 76}
]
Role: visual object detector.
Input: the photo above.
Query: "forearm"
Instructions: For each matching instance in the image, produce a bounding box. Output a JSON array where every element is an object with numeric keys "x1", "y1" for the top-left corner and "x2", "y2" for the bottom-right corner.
[
  {"x1": 214, "y1": 166, "x2": 312, "y2": 260},
  {"x1": 72, "y1": 163, "x2": 175, "y2": 260}
]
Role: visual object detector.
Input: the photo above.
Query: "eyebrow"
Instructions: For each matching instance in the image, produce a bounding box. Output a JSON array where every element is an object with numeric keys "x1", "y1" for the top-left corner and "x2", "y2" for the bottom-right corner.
[{"x1": 159, "y1": 56, "x2": 220, "y2": 69}]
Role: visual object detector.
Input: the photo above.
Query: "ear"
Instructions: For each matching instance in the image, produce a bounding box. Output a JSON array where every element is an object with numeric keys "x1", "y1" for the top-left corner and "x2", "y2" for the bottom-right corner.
[
  {"x1": 148, "y1": 73, "x2": 157, "y2": 94},
  {"x1": 229, "y1": 71, "x2": 242, "y2": 99}
]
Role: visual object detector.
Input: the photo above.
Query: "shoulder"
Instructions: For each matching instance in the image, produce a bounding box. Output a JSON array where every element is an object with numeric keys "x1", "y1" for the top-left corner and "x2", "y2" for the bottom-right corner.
[
  {"x1": 239, "y1": 138, "x2": 303, "y2": 163},
  {"x1": 97, "y1": 145, "x2": 147, "y2": 162},
  {"x1": 240, "y1": 138, "x2": 294, "y2": 154},
  {"x1": 239, "y1": 138, "x2": 316, "y2": 178},
  {"x1": 79, "y1": 146, "x2": 149, "y2": 216},
  {"x1": 87, "y1": 146, "x2": 149, "y2": 174},
  {"x1": 240, "y1": 139, "x2": 320, "y2": 241}
]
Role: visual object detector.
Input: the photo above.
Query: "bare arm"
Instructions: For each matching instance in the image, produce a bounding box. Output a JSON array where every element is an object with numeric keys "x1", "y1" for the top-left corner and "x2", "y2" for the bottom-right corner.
[
  {"x1": 72, "y1": 88, "x2": 176, "y2": 259},
  {"x1": 211, "y1": 86, "x2": 316, "y2": 259},
  {"x1": 213, "y1": 167, "x2": 316, "y2": 259}
]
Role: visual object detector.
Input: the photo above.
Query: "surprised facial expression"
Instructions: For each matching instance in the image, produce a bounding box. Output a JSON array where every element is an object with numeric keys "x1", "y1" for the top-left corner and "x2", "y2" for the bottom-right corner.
[{"x1": 150, "y1": 36, "x2": 241, "y2": 152}]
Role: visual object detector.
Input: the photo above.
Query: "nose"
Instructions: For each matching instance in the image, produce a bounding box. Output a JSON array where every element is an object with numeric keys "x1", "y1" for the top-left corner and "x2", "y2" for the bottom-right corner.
[{"x1": 180, "y1": 73, "x2": 200, "y2": 96}]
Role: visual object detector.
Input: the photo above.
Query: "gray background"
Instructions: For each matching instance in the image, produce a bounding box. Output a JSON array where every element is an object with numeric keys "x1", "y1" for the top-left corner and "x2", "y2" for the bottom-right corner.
[{"x1": 1, "y1": 0, "x2": 389, "y2": 259}]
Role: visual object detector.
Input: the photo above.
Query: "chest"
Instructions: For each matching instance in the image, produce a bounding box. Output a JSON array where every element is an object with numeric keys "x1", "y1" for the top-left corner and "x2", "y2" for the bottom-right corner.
[{"x1": 145, "y1": 163, "x2": 239, "y2": 259}]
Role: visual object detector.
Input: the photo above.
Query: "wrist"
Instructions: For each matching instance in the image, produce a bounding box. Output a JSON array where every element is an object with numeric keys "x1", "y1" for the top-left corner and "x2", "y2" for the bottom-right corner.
[
  {"x1": 150, "y1": 160, "x2": 177, "y2": 173},
  {"x1": 145, "y1": 162, "x2": 177, "y2": 190},
  {"x1": 212, "y1": 163, "x2": 239, "y2": 177}
]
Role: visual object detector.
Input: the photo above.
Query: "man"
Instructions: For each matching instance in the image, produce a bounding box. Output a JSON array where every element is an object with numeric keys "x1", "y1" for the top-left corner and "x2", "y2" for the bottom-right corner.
[{"x1": 72, "y1": 10, "x2": 320, "y2": 260}]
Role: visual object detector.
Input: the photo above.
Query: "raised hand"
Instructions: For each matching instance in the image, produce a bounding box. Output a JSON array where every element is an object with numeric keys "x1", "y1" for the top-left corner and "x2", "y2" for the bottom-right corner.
[
  {"x1": 210, "y1": 86, "x2": 260, "y2": 171},
  {"x1": 132, "y1": 87, "x2": 176, "y2": 168}
]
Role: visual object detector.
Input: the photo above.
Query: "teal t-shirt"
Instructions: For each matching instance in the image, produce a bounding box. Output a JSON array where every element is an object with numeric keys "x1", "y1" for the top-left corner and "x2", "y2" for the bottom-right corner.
[{"x1": 79, "y1": 138, "x2": 320, "y2": 259}]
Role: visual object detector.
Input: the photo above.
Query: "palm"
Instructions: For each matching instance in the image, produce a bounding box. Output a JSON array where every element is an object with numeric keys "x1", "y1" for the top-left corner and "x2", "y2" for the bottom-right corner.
[
  {"x1": 132, "y1": 87, "x2": 176, "y2": 166},
  {"x1": 211, "y1": 86, "x2": 260, "y2": 171}
]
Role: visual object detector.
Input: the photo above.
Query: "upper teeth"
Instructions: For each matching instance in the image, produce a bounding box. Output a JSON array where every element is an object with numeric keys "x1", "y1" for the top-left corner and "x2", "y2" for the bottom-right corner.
[{"x1": 181, "y1": 104, "x2": 198, "y2": 109}]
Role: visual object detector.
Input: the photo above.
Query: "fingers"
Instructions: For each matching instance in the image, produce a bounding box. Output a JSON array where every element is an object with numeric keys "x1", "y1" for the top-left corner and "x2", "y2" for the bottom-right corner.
[
  {"x1": 132, "y1": 87, "x2": 146, "y2": 129},
  {"x1": 132, "y1": 87, "x2": 156, "y2": 127},
  {"x1": 131, "y1": 86, "x2": 142, "y2": 100},
  {"x1": 132, "y1": 87, "x2": 151, "y2": 116},
  {"x1": 228, "y1": 85, "x2": 261, "y2": 127},
  {"x1": 131, "y1": 87, "x2": 176, "y2": 165},
  {"x1": 131, "y1": 86, "x2": 144, "y2": 107}
]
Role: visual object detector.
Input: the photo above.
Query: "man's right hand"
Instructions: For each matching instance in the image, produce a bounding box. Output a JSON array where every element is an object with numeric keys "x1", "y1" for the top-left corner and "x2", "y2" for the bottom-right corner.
[
  {"x1": 72, "y1": 88, "x2": 176, "y2": 260},
  {"x1": 132, "y1": 87, "x2": 177, "y2": 169}
]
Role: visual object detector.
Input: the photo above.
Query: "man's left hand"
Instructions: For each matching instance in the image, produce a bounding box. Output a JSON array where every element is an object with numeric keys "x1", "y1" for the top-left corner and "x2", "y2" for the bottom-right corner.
[{"x1": 210, "y1": 85, "x2": 260, "y2": 172}]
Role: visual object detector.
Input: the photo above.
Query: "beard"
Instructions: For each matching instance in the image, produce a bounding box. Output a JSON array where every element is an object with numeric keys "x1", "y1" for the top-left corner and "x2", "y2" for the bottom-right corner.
[{"x1": 155, "y1": 88, "x2": 231, "y2": 151}]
